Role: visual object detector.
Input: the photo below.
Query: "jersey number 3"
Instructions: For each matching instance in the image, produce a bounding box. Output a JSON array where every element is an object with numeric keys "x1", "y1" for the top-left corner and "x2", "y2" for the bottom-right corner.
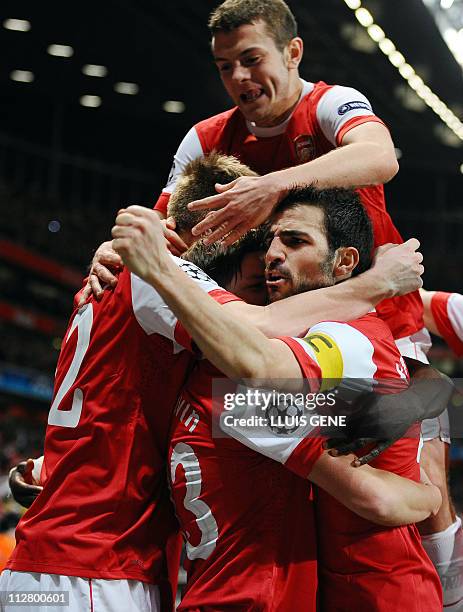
[
  {"x1": 171, "y1": 442, "x2": 218, "y2": 561},
  {"x1": 48, "y1": 303, "x2": 93, "y2": 428}
]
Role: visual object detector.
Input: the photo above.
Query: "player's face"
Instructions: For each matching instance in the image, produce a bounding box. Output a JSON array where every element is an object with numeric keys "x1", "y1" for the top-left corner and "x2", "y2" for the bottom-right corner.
[
  {"x1": 227, "y1": 252, "x2": 268, "y2": 305},
  {"x1": 265, "y1": 205, "x2": 335, "y2": 302},
  {"x1": 212, "y1": 21, "x2": 302, "y2": 127}
]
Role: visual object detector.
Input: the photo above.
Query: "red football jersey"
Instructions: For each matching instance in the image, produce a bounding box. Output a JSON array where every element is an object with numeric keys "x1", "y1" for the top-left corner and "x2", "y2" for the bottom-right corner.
[
  {"x1": 430, "y1": 291, "x2": 463, "y2": 357},
  {"x1": 168, "y1": 359, "x2": 322, "y2": 612},
  {"x1": 7, "y1": 258, "x2": 238, "y2": 607},
  {"x1": 223, "y1": 313, "x2": 442, "y2": 611},
  {"x1": 155, "y1": 79, "x2": 424, "y2": 341}
]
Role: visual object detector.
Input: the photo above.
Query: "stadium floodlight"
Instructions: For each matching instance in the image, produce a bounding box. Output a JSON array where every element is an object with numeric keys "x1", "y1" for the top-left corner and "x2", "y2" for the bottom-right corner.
[
  {"x1": 114, "y1": 82, "x2": 139, "y2": 95},
  {"x1": 407, "y1": 74, "x2": 424, "y2": 90},
  {"x1": 367, "y1": 25, "x2": 385, "y2": 42},
  {"x1": 378, "y1": 38, "x2": 396, "y2": 55},
  {"x1": 80, "y1": 95, "x2": 102, "y2": 108},
  {"x1": 3, "y1": 18, "x2": 30, "y2": 32},
  {"x1": 355, "y1": 8, "x2": 374, "y2": 27},
  {"x1": 82, "y1": 64, "x2": 107, "y2": 78},
  {"x1": 10, "y1": 69, "x2": 34, "y2": 83},
  {"x1": 342, "y1": 0, "x2": 463, "y2": 141},
  {"x1": 399, "y1": 63, "x2": 415, "y2": 79},
  {"x1": 163, "y1": 100, "x2": 186, "y2": 113},
  {"x1": 388, "y1": 51, "x2": 406, "y2": 67},
  {"x1": 47, "y1": 44, "x2": 74, "y2": 58},
  {"x1": 344, "y1": 0, "x2": 361, "y2": 9}
]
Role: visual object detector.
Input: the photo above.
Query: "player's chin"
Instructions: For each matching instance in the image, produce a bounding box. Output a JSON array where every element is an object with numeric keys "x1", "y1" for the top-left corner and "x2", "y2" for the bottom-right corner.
[{"x1": 267, "y1": 287, "x2": 288, "y2": 303}]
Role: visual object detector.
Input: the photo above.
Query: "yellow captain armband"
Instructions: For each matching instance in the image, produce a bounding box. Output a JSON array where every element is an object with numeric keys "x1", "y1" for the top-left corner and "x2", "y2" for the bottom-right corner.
[{"x1": 302, "y1": 332, "x2": 344, "y2": 391}]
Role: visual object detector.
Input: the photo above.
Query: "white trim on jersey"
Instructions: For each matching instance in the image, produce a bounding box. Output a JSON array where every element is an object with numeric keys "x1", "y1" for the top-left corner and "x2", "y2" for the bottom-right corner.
[
  {"x1": 164, "y1": 126, "x2": 203, "y2": 194},
  {"x1": 447, "y1": 293, "x2": 463, "y2": 343},
  {"x1": 294, "y1": 320, "x2": 378, "y2": 394},
  {"x1": 220, "y1": 380, "x2": 319, "y2": 466},
  {"x1": 131, "y1": 255, "x2": 220, "y2": 351},
  {"x1": 220, "y1": 321, "x2": 378, "y2": 468},
  {"x1": 316, "y1": 85, "x2": 375, "y2": 145}
]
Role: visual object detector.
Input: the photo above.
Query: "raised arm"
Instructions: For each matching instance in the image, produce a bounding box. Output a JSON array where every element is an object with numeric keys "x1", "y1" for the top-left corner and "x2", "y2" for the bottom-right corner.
[
  {"x1": 112, "y1": 207, "x2": 301, "y2": 382},
  {"x1": 239, "y1": 239, "x2": 423, "y2": 337}
]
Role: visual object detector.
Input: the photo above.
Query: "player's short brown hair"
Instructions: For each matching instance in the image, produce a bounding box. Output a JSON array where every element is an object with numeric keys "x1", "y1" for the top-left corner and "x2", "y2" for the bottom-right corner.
[
  {"x1": 167, "y1": 152, "x2": 257, "y2": 234},
  {"x1": 183, "y1": 224, "x2": 270, "y2": 288},
  {"x1": 208, "y1": 0, "x2": 298, "y2": 52}
]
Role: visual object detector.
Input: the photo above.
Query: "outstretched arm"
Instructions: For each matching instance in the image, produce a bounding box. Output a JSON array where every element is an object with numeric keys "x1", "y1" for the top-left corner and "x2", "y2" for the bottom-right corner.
[{"x1": 188, "y1": 123, "x2": 398, "y2": 245}]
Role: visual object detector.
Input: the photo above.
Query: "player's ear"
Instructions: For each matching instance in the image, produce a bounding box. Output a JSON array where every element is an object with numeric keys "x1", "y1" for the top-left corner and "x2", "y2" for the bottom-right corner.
[
  {"x1": 333, "y1": 247, "x2": 359, "y2": 281},
  {"x1": 285, "y1": 37, "x2": 303, "y2": 69}
]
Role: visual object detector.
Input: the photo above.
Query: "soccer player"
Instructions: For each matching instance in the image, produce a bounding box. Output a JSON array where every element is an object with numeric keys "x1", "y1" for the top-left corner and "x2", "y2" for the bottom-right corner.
[
  {"x1": 2, "y1": 156, "x2": 423, "y2": 612},
  {"x1": 141, "y1": 0, "x2": 457, "y2": 595},
  {"x1": 112, "y1": 188, "x2": 443, "y2": 611},
  {"x1": 419, "y1": 287, "x2": 463, "y2": 610},
  {"x1": 421, "y1": 289, "x2": 463, "y2": 358}
]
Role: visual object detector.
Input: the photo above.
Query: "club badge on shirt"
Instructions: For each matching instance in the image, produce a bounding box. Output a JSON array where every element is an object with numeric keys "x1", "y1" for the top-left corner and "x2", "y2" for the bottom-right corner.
[{"x1": 293, "y1": 134, "x2": 315, "y2": 163}]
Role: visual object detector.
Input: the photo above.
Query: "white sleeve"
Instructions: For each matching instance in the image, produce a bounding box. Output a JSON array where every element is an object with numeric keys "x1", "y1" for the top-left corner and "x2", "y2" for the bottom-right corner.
[
  {"x1": 131, "y1": 256, "x2": 220, "y2": 345},
  {"x1": 447, "y1": 293, "x2": 463, "y2": 342},
  {"x1": 163, "y1": 126, "x2": 204, "y2": 194},
  {"x1": 316, "y1": 85, "x2": 377, "y2": 146},
  {"x1": 31, "y1": 455, "x2": 44, "y2": 485},
  {"x1": 219, "y1": 384, "x2": 319, "y2": 464}
]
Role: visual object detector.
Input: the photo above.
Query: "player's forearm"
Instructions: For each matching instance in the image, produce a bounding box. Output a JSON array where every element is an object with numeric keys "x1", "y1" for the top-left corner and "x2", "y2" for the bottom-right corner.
[
  {"x1": 309, "y1": 453, "x2": 440, "y2": 526},
  {"x1": 364, "y1": 470, "x2": 442, "y2": 526},
  {"x1": 243, "y1": 268, "x2": 390, "y2": 338},
  {"x1": 146, "y1": 258, "x2": 279, "y2": 380},
  {"x1": 273, "y1": 141, "x2": 398, "y2": 193}
]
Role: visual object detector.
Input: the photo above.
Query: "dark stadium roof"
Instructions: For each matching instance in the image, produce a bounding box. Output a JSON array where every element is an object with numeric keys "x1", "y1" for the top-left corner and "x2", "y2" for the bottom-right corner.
[{"x1": 1, "y1": 0, "x2": 462, "y2": 185}]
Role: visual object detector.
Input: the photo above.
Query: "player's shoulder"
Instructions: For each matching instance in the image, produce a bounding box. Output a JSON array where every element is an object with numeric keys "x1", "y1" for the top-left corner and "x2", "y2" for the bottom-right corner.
[
  {"x1": 346, "y1": 311, "x2": 396, "y2": 342},
  {"x1": 194, "y1": 107, "x2": 242, "y2": 134},
  {"x1": 308, "y1": 80, "x2": 370, "y2": 109},
  {"x1": 305, "y1": 313, "x2": 401, "y2": 378}
]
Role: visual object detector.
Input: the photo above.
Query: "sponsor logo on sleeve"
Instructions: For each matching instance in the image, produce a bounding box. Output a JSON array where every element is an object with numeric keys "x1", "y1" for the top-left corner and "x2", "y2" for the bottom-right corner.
[{"x1": 337, "y1": 101, "x2": 372, "y2": 116}]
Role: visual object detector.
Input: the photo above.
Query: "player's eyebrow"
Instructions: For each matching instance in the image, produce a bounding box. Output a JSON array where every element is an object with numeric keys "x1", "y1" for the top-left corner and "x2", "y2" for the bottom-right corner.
[
  {"x1": 213, "y1": 47, "x2": 265, "y2": 62},
  {"x1": 278, "y1": 229, "x2": 312, "y2": 241}
]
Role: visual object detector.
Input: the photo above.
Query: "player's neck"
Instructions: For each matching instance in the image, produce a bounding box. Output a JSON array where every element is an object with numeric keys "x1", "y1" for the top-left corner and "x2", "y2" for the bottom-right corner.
[{"x1": 255, "y1": 77, "x2": 303, "y2": 128}]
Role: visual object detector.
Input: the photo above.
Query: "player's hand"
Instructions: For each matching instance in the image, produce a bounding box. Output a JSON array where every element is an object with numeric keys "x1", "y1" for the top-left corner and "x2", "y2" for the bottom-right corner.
[
  {"x1": 112, "y1": 205, "x2": 167, "y2": 281},
  {"x1": 161, "y1": 217, "x2": 189, "y2": 256},
  {"x1": 188, "y1": 173, "x2": 285, "y2": 246},
  {"x1": 371, "y1": 238, "x2": 424, "y2": 297},
  {"x1": 9, "y1": 459, "x2": 43, "y2": 508},
  {"x1": 324, "y1": 437, "x2": 397, "y2": 466},
  {"x1": 78, "y1": 241, "x2": 123, "y2": 306}
]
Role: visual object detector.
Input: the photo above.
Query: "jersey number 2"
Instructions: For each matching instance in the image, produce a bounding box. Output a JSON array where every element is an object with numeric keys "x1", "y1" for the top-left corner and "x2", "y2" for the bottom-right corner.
[
  {"x1": 48, "y1": 303, "x2": 93, "y2": 428},
  {"x1": 171, "y1": 442, "x2": 218, "y2": 561}
]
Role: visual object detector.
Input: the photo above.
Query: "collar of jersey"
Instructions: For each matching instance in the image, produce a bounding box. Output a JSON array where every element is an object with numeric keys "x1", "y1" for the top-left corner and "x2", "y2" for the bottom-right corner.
[{"x1": 245, "y1": 79, "x2": 314, "y2": 138}]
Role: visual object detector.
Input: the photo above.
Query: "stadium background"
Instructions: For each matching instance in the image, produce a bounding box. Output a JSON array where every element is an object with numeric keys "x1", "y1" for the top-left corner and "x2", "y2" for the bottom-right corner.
[{"x1": 0, "y1": 0, "x2": 462, "y2": 578}]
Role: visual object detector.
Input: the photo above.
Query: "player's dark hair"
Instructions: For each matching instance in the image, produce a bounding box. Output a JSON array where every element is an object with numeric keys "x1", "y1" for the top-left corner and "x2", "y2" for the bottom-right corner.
[
  {"x1": 168, "y1": 152, "x2": 257, "y2": 234},
  {"x1": 276, "y1": 185, "x2": 374, "y2": 275},
  {"x1": 183, "y1": 224, "x2": 270, "y2": 287},
  {"x1": 208, "y1": 0, "x2": 297, "y2": 52}
]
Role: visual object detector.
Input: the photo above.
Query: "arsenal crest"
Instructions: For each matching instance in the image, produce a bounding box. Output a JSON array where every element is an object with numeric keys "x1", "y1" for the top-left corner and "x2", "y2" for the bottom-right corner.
[{"x1": 293, "y1": 134, "x2": 315, "y2": 163}]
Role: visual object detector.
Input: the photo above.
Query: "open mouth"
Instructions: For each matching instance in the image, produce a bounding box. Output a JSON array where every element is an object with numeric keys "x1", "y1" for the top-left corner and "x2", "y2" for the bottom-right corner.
[
  {"x1": 265, "y1": 271, "x2": 288, "y2": 288},
  {"x1": 240, "y1": 88, "x2": 264, "y2": 104}
]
